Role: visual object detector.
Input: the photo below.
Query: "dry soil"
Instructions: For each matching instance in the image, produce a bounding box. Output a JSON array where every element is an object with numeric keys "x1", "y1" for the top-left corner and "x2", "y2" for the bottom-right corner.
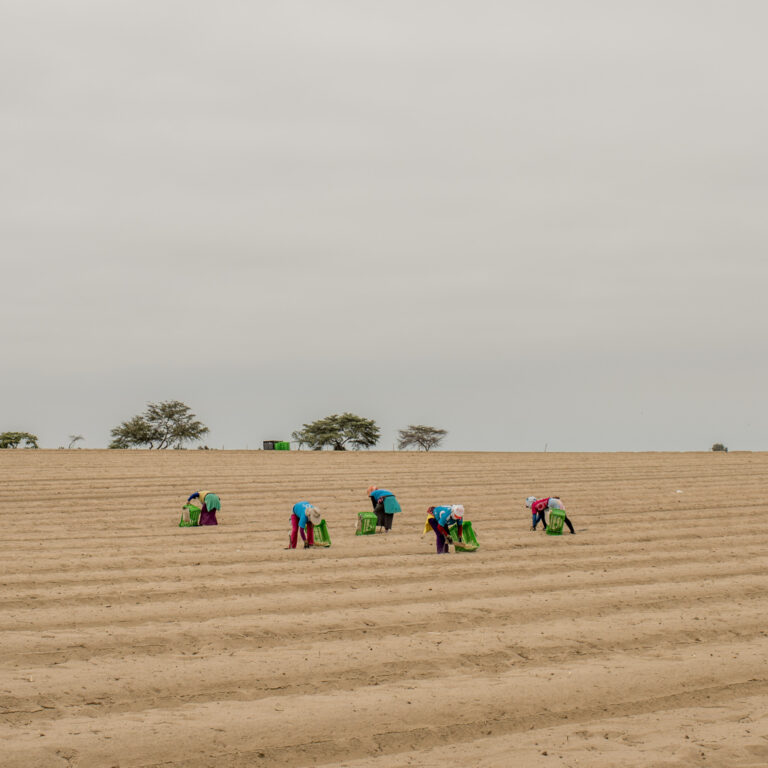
[{"x1": 2, "y1": 450, "x2": 767, "y2": 767}]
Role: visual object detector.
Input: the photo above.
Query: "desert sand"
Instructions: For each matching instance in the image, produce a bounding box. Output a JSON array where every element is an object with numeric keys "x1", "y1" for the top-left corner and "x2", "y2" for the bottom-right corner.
[{"x1": 2, "y1": 449, "x2": 767, "y2": 767}]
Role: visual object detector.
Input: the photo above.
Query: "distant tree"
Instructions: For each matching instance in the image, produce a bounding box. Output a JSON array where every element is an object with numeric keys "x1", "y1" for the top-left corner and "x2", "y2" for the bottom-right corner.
[
  {"x1": 67, "y1": 434, "x2": 84, "y2": 449},
  {"x1": 398, "y1": 425, "x2": 447, "y2": 452},
  {"x1": 293, "y1": 413, "x2": 380, "y2": 451},
  {"x1": 0, "y1": 431, "x2": 39, "y2": 449},
  {"x1": 144, "y1": 401, "x2": 209, "y2": 449},
  {"x1": 109, "y1": 415, "x2": 156, "y2": 449},
  {"x1": 109, "y1": 400, "x2": 209, "y2": 449},
  {"x1": 290, "y1": 429, "x2": 309, "y2": 450},
  {"x1": 711, "y1": 443, "x2": 728, "y2": 452}
]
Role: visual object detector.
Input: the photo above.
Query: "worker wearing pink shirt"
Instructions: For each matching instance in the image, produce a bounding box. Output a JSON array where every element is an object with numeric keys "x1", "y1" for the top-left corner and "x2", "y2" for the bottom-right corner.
[{"x1": 525, "y1": 496, "x2": 575, "y2": 534}]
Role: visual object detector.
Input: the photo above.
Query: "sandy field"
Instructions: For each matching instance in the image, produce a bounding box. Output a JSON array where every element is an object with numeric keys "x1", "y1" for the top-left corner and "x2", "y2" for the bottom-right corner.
[{"x1": 2, "y1": 449, "x2": 767, "y2": 768}]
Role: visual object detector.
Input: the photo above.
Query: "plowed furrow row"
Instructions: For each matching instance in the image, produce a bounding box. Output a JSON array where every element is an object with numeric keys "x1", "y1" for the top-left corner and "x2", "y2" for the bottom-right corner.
[{"x1": 2, "y1": 450, "x2": 767, "y2": 768}]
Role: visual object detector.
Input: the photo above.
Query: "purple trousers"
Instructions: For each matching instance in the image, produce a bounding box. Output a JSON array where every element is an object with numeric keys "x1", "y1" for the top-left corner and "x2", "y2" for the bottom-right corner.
[
  {"x1": 428, "y1": 518, "x2": 450, "y2": 554},
  {"x1": 199, "y1": 506, "x2": 218, "y2": 525}
]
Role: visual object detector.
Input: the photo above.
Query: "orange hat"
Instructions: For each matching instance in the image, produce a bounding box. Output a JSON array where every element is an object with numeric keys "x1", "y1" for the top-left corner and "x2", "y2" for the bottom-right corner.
[{"x1": 366, "y1": 485, "x2": 378, "y2": 496}]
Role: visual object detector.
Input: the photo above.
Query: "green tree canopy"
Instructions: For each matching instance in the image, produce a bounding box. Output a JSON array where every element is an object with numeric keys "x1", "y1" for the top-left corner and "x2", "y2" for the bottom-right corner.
[
  {"x1": 290, "y1": 429, "x2": 309, "y2": 450},
  {"x1": 0, "y1": 431, "x2": 39, "y2": 449},
  {"x1": 293, "y1": 412, "x2": 380, "y2": 451},
  {"x1": 109, "y1": 400, "x2": 209, "y2": 449},
  {"x1": 398, "y1": 425, "x2": 447, "y2": 452}
]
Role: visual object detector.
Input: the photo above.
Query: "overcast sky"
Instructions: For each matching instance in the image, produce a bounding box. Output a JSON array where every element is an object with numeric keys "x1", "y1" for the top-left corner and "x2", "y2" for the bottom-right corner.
[{"x1": 2, "y1": 1, "x2": 766, "y2": 451}]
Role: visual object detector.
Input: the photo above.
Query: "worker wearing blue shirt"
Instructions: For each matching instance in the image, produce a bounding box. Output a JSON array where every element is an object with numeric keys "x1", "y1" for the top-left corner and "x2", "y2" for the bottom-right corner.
[
  {"x1": 367, "y1": 485, "x2": 401, "y2": 532},
  {"x1": 288, "y1": 501, "x2": 321, "y2": 549},
  {"x1": 426, "y1": 504, "x2": 464, "y2": 554}
]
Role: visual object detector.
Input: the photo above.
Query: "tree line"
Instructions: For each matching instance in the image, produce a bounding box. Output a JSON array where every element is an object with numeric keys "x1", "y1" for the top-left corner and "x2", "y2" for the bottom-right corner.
[
  {"x1": 110, "y1": 402, "x2": 446, "y2": 450},
  {"x1": 0, "y1": 403, "x2": 734, "y2": 452},
  {"x1": 0, "y1": 400, "x2": 447, "y2": 451},
  {"x1": 290, "y1": 413, "x2": 446, "y2": 451}
]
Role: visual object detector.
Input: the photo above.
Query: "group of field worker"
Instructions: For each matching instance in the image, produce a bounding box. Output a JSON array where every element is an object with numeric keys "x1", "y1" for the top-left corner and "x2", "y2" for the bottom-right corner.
[{"x1": 183, "y1": 487, "x2": 576, "y2": 549}]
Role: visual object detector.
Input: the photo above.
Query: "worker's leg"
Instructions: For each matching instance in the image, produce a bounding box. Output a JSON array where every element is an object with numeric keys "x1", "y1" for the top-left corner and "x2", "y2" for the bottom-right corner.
[
  {"x1": 383, "y1": 512, "x2": 394, "y2": 531},
  {"x1": 375, "y1": 501, "x2": 386, "y2": 531},
  {"x1": 306, "y1": 521, "x2": 315, "y2": 547},
  {"x1": 428, "y1": 518, "x2": 446, "y2": 554},
  {"x1": 200, "y1": 504, "x2": 218, "y2": 525},
  {"x1": 564, "y1": 515, "x2": 575, "y2": 534},
  {"x1": 289, "y1": 514, "x2": 299, "y2": 548}
]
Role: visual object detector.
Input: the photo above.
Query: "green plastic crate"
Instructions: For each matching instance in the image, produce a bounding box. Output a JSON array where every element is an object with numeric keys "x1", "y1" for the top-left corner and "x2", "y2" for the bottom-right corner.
[
  {"x1": 449, "y1": 520, "x2": 479, "y2": 551},
  {"x1": 313, "y1": 519, "x2": 331, "y2": 547},
  {"x1": 546, "y1": 509, "x2": 565, "y2": 536},
  {"x1": 356, "y1": 511, "x2": 377, "y2": 535},
  {"x1": 179, "y1": 503, "x2": 201, "y2": 527},
  {"x1": 274, "y1": 441, "x2": 290, "y2": 450}
]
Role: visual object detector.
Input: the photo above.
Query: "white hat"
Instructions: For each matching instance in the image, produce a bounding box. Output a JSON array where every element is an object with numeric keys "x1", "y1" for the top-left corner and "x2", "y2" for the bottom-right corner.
[
  {"x1": 525, "y1": 496, "x2": 537, "y2": 509},
  {"x1": 307, "y1": 505, "x2": 322, "y2": 526},
  {"x1": 451, "y1": 504, "x2": 464, "y2": 519}
]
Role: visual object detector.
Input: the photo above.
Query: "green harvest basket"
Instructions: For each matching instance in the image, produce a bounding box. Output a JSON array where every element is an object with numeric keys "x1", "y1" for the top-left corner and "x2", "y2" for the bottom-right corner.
[
  {"x1": 179, "y1": 503, "x2": 201, "y2": 527},
  {"x1": 313, "y1": 519, "x2": 331, "y2": 547},
  {"x1": 356, "y1": 511, "x2": 377, "y2": 535},
  {"x1": 546, "y1": 509, "x2": 565, "y2": 536},
  {"x1": 449, "y1": 521, "x2": 479, "y2": 551},
  {"x1": 274, "y1": 441, "x2": 290, "y2": 450}
]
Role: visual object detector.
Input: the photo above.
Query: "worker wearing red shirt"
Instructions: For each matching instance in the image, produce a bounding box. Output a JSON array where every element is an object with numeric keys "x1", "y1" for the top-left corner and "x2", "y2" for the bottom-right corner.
[{"x1": 525, "y1": 496, "x2": 575, "y2": 534}]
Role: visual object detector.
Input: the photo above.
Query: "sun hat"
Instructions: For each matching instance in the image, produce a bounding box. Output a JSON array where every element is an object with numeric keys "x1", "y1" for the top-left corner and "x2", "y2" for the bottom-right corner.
[
  {"x1": 307, "y1": 505, "x2": 322, "y2": 526},
  {"x1": 525, "y1": 496, "x2": 537, "y2": 509},
  {"x1": 366, "y1": 485, "x2": 378, "y2": 496},
  {"x1": 451, "y1": 504, "x2": 464, "y2": 519}
]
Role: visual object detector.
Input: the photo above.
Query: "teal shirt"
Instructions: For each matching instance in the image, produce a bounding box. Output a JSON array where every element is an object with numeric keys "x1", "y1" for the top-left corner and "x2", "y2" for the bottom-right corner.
[
  {"x1": 433, "y1": 505, "x2": 460, "y2": 528},
  {"x1": 292, "y1": 501, "x2": 313, "y2": 529}
]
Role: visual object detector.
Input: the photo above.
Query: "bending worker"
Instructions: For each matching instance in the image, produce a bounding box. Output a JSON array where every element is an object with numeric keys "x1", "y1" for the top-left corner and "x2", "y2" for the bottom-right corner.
[
  {"x1": 525, "y1": 496, "x2": 575, "y2": 534},
  {"x1": 186, "y1": 490, "x2": 220, "y2": 526},
  {"x1": 367, "y1": 485, "x2": 401, "y2": 532},
  {"x1": 426, "y1": 504, "x2": 465, "y2": 554},
  {"x1": 288, "y1": 501, "x2": 322, "y2": 549}
]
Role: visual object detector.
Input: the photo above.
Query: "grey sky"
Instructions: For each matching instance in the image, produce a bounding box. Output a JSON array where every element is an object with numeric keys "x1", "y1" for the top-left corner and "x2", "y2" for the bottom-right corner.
[{"x1": 2, "y1": 1, "x2": 766, "y2": 450}]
